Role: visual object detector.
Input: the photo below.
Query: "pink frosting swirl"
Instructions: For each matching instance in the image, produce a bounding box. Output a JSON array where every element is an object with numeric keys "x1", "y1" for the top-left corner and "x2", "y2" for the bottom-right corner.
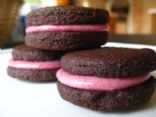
[
  {"x1": 9, "y1": 59, "x2": 60, "y2": 69},
  {"x1": 57, "y1": 69, "x2": 150, "y2": 91}
]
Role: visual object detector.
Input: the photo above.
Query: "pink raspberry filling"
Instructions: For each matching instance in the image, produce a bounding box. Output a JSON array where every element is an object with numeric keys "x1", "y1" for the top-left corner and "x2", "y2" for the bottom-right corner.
[
  {"x1": 26, "y1": 24, "x2": 109, "y2": 33},
  {"x1": 9, "y1": 59, "x2": 60, "y2": 69},
  {"x1": 57, "y1": 69, "x2": 150, "y2": 91}
]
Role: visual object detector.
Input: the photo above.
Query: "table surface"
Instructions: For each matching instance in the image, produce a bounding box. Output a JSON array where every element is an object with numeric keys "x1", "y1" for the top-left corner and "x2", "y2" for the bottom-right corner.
[
  {"x1": 109, "y1": 34, "x2": 156, "y2": 45},
  {"x1": 0, "y1": 42, "x2": 156, "y2": 117}
]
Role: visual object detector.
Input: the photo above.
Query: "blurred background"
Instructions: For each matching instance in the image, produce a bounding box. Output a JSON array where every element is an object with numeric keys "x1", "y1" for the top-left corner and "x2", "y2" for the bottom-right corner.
[{"x1": 1, "y1": 0, "x2": 156, "y2": 49}]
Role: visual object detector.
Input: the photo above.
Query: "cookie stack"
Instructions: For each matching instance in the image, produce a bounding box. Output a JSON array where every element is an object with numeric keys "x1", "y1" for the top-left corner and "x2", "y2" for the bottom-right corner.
[
  {"x1": 7, "y1": 6, "x2": 110, "y2": 81},
  {"x1": 7, "y1": 6, "x2": 156, "y2": 111}
]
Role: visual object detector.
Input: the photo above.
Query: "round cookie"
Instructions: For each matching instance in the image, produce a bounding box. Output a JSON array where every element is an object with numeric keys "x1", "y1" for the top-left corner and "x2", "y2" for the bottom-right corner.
[
  {"x1": 7, "y1": 44, "x2": 64, "y2": 81},
  {"x1": 12, "y1": 44, "x2": 63, "y2": 61},
  {"x1": 57, "y1": 47, "x2": 156, "y2": 111},
  {"x1": 61, "y1": 47, "x2": 156, "y2": 77},
  {"x1": 25, "y1": 6, "x2": 109, "y2": 50},
  {"x1": 26, "y1": 6, "x2": 109, "y2": 26}
]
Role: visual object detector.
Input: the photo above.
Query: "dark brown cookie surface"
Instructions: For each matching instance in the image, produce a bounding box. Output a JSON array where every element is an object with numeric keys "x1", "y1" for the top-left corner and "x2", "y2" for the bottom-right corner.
[
  {"x1": 12, "y1": 44, "x2": 65, "y2": 61},
  {"x1": 25, "y1": 32, "x2": 108, "y2": 51},
  {"x1": 7, "y1": 67, "x2": 58, "y2": 81},
  {"x1": 26, "y1": 6, "x2": 109, "y2": 26},
  {"x1": 57, "y1": 77, "x2": 156, "y2": 111},
  {"x1": 61, "y1": 47, "x2": 156, "y2": 77}
]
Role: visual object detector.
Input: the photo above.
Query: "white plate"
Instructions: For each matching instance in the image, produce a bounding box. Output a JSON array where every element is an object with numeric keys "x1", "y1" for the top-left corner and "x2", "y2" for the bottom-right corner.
[{"x1": 0, "y1": 42, "x2": 156, "y2": 117}]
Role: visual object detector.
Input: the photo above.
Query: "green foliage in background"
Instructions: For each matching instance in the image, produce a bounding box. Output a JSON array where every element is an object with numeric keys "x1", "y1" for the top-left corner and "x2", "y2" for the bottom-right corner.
[{"x1": 24, "y1": 0, "x2": 41, "y2": 4}]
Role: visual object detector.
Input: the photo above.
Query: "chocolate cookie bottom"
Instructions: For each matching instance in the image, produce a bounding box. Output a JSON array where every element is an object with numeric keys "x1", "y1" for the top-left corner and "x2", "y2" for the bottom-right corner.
[
  {"x1": 7, "y1": 67, "x2": 58, "y2": 82},
  {"x1": 57, "y1": 77, "x2": 155, "y2": 111},
  {"x1": 25, "y1": 32, "x2": 108, "y2": 51}
]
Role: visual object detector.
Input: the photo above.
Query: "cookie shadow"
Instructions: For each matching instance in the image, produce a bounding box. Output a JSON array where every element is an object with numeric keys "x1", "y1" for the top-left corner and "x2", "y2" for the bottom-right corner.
[{"x1": 14, "y1": 78, "x2": 57, "y2": 84}]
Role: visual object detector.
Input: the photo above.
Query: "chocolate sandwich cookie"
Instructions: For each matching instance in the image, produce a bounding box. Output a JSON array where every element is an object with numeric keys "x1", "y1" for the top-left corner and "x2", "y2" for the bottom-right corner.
[
  {"x1": 25, "y1": 6, "x2": 109, "y2": 50},
  {"x1": 57, "y1": 47, "x2": 156, "y2": 111},
  {"x1": 7, "y1": 44, "x2": 64, "y2": 81}
]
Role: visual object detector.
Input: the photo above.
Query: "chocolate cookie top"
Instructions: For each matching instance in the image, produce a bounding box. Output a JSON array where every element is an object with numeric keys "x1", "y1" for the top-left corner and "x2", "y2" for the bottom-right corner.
[
  {"x1": 26, "y1": 6, "x2": 109, "y2": 26},
  {"x1": 61, "y1": 47, "x2": 156, "y2": 77},
  {"x1": 12, "y1": 44, "x2": 64, "y2": 61}
]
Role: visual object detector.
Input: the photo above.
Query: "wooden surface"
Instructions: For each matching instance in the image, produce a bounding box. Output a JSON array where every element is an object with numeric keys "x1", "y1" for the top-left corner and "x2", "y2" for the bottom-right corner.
[{"x1": 109, "y1": 34, "x2": 156, "y2": 45}]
